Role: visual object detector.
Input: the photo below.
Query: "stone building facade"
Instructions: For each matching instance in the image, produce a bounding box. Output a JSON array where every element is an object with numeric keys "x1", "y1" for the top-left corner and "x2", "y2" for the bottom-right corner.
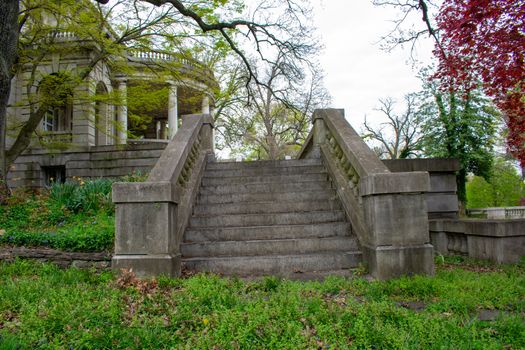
[{"x1": 6, "y1": 19, "x2": 216, "y2": 188}]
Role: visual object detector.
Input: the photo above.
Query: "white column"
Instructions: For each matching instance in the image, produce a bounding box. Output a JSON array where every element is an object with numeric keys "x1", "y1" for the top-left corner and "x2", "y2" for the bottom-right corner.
[
  {"x1": 117, "y1": 79, "x2": 128, "y2": 144},
  {"x1": 201, "y1": 95, "x2": 210, "y2": 114},
  {"x1": 168, "y1": 83, "x2": 178, "y2": 139}
]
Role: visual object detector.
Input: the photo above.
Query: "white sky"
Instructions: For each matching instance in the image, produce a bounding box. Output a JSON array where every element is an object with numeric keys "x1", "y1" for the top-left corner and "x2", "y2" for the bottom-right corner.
[{"x1": 312, "y1": 1, "x2": 434, "y2": 129}]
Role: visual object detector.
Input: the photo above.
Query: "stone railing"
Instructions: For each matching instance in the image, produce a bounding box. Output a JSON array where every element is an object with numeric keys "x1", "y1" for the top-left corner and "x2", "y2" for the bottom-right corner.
[
  {"x1": 111, "y1": 114, "x2": 214, "y2": 277},
  {"x1": 128, "y1": 49, "x2": 215, "y2": 85},
  {"x1": 129, "y1": 50, "x2": 194, "y2": 66},
  {"x1": 51, "y1": 31, "x2": 77, "y2": 40},
  {"x1": 430, "y1": 219, "x2": 525, "y2": 264},
  {"x1": 467, "y1": 206, "x2": 525, "y2": 219},
  {"x1": 298, "y1": 109, "x2": 434, "y2": 279}
]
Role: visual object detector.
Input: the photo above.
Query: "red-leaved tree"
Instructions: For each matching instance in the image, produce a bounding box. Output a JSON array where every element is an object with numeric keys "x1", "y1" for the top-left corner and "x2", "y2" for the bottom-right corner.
[{"x1": 434, "y1": 0, "x2": 525, "y2": 167}]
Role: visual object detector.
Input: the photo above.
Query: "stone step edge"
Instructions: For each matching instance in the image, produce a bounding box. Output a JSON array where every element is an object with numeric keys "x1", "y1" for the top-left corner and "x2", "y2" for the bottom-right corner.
[
  {"x1": 181, "y1": 251, "x2": 362, "y2": 262},
  {"x1": 202, "y1": 171, "x2": 327, "y2": 180},
  {"x1": 181, "y1": 236, "x2": 358, "y2": 247},
  {"x1": 199, "y1": 178, "x2": 330, "y2": 188},
  {"x1": 198, "y1": 188, "x2": 336, "y2": 200},
  {"x1": 194, "y1": 198, "x2": 339, "y2": 210},
  {"x1": 207, "y1": 159, "x2": 322, "y2": 168},
  {"x1": 190, "y1": 209, "x2": 346, "y2": 219},
  {"x1": 185, "y1": 222, "x2": 350, "y2": 231}
]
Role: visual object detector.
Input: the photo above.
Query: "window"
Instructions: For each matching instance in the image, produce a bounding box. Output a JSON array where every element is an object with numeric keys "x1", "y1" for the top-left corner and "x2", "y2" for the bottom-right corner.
[
  {"x1": 42, "y1": 166, "x2": 66, "y2": 186},
  {"x1": 39, "y1": 72, "x2": 73, "y2": 132}
]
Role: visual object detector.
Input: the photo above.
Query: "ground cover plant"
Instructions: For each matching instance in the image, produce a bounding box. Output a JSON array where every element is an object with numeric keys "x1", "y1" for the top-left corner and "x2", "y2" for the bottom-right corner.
[
  {"x1": 0, "y1": 257, "x2": 523, "y2": 349},
  {"x1": 0, "y1": 178, "x2": 116, "y2": 252}
]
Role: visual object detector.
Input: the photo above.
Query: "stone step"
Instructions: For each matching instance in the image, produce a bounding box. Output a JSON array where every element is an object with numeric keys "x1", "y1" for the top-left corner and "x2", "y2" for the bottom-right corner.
[
  {"x1": 184, "y1": 222, "x2": 352, "y2": 243},
  {"x1": 181, "y1": 237, "x2": 358, "y2": 258},
  {"x1": 193, "y1": 199, "x2": 341, "y2": 215},
  {"x1": 198, "y1": 189, "x2": 338, "y2": 205},
  {"x1": 181, "y1": 251, "x2": 362, "y2": 276},
  {"x1": 270, "y1": 269, "x2": 363, "y2": 282},
  {"x1": 206, "y1": 158, "x2": 322, "y2": 170},
  {"x1": 189, "y1": 210, "x2": 347, "y2": 228},
  {"x1": 199, "y1": 180, "x2": 331, "y2": 195},
  {"x1": 201, "y1": 172, "x2": 328, "y2": 186},
  {"x1": 203, "y1": 165, "x2": 325, "y2": 178}
]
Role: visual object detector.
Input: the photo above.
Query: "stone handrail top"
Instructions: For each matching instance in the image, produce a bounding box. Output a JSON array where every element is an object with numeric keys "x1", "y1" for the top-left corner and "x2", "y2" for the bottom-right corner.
[
  {"x1": 315, "y1": 109, "x2": 390, "y2": 178},
  {"x1": 469, "y1": 206, "x2": 525, "y2": 211},
  {"x1": 147, "y1": 114, "x2": 212, "y2": 184}
]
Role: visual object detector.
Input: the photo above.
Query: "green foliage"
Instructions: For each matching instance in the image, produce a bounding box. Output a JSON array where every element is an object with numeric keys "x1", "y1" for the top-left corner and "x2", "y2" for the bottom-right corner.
[
  {"x1": 467, "y1": 158, "x2": 525, "y2": 208},
  {"x1": 418, "y1": 75, "x2": 499, "y2": 203},
  {"x1": 489, "y1": 158, "x2": 524, "y2": 206},
  {"x1": 0, "y1": 178, "x2": 122, "y2": 252},
  {"x1": 49, "y1": 178, "x2": 114, "y2": 214},
  {"x1": 467, "y1": 175, "x2": 495, "y2": 208},
  {"x1": 126, "y1": 82, "x2": 168, "y2": 138},
  {"x1": 0, "y1": 259, "x2": 524, "y2": 348},
  {"x1": 119, "y1": 171, "x2": 148, "y2": 182},
  {"x1": 38, "y1": 72, "x2": 76, "y2": 108},
  {"x1": 0, "y1": 212, "x2": 114, "y2": 252}
]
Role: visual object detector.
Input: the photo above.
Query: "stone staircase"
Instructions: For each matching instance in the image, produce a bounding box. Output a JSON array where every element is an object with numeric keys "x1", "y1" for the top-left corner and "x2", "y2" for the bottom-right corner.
[{"x1": 181, "y1": 158, "x2": 362, "y2": 277}]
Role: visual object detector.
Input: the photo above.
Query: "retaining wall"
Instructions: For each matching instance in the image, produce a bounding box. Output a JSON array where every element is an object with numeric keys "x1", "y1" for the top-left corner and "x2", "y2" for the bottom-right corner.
[
  {"x1": 383, "y1": 158, "x2": 460, "y2": 219},
  {"x1": 0, "y1": 247, "x2": 112, "y2": 270},
  {"x1": 430, "y1": 219, "x2": 525, "y2": 264},
  {"x1": 7, "y1": 141, "x2": 167, "y2": 188}
]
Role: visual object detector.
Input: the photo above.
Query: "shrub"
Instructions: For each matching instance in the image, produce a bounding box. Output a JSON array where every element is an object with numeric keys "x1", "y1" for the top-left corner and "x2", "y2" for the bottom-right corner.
[{"x1": 49, "y1": 178, "x2": 115, "y2": 214}]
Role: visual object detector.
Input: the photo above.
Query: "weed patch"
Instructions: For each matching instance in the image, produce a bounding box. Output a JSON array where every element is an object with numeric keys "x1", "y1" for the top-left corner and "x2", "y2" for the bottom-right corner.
[{"x1": 3, "y1": 260, "x2": 522, "y2": 349}]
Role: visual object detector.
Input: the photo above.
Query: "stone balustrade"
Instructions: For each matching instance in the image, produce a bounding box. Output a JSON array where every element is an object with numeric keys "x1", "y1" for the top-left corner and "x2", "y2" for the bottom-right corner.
[
  {"x1": 298, "y1": 109, "x2": 434, "y2": 279},
  {"x1": 111, "y1": 114, "x2": 214, "y2": 277},
  {"x1": 430, "y1": 219, "x2": 525, "y2": 264},
  {"x1": 128, "y1": 50, "x2": 193, "y2": 66},
  {"x1": 467, "y1": 206, "x2": 525, "y2": 219}
]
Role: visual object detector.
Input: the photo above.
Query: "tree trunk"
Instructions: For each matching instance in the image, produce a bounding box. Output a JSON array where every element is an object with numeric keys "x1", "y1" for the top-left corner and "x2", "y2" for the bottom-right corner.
[{"x1": 0, "y1": 0, "x2": 19, "y2": 202}]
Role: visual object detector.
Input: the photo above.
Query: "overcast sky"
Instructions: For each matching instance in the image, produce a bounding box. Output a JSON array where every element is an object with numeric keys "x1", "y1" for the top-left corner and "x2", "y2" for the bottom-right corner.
[{"x1": 312, "y1": 1, "x2": 434, "y2": 129}]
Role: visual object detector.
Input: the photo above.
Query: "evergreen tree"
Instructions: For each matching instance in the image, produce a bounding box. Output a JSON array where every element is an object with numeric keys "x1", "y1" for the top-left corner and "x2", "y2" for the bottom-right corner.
[{"x1": 418, "y1": 76, "x2": 499, "y2": 204}]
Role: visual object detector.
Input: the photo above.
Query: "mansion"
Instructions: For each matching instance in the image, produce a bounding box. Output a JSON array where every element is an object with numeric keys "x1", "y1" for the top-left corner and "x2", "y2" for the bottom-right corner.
[{"x1": 6, "y1": 26, "x2": 217, "y2": 188}]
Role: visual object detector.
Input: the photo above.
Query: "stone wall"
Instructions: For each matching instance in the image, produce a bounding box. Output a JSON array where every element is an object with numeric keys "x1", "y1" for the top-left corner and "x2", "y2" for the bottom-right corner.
[
  {"x1": 430, "y1": 219, "x2": 525, "y2": 264},
  {"x1": 0, "y1": 247, "x2": 112, "y2": 270},
  {"x1": 383, "y1": 158, "x2": 460, "y2": 219},
  {"x1": 7, "y1": 141, "x2": 167, "y2": 188}
]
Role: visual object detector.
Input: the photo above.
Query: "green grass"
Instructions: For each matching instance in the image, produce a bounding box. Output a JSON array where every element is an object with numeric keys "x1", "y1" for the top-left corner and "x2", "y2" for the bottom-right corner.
[
  {"x1": 0, "y1": 258, "x2": 524, "y2": 349},
  {"x1": 0, "y1": 180, "x2": 115, "y2": 252}
]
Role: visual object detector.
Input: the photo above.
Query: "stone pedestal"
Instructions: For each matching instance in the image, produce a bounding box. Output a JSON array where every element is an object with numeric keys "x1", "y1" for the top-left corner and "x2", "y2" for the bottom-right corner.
[
  {"x1": 112, "y1": 181, "x2": 181, "y2": 277},
  {"x1": 360, "y1": 172, "x2": 435, "y2": 278}
]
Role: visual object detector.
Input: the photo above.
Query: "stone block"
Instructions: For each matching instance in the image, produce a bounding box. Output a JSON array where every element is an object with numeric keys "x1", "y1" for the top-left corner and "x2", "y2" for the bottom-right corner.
[
  {"x1": 114, "y1": 202, "x2": 177, "y2": 255},
  {"x1": 426, "y1": 193, "x2": 459, "y2": 213},
  {"x1": 360, "y1": 172, "x2": 429, "y2": 196},
  {"x1": 362, "y1": 193, "x2": 430, "y2": 246},
  {"x1": 112, "y1": 254, "x2": 181, "y2": 277},
  {"x1": 363, "y1": 244, "x2": 435, "y2": 280},
  {"x1": 112, "y1": 181, "x2": 179, "y2": 203},
  {"x1": 429, "y1": 173, "x2": 457, "y2": 193},
  {"x1": 430, "y1": 231, "x2": 448, "y2": 254},
  {"x1": 383, "y1": 158, "x2": 460, "y2": 173},
  {"x1": 466, "y1": 234, "x2": 525, "y2": 264}
]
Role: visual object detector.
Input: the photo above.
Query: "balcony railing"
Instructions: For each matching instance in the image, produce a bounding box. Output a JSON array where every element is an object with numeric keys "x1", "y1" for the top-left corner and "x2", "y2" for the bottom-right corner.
[{"x1": 467, "y1": 207, "x2": 525, "y2": 219}]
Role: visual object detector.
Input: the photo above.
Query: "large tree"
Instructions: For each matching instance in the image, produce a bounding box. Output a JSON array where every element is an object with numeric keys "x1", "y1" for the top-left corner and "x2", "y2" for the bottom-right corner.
[
  {"x1": 434, "y1": 0, "x2": 525, "y2": 169},
  {"x1": 215, "y1": 54, "x2": 329, "y2": 160},
  {"x1": 0, "y1": 0, "x2": 184, "y2": 197},
  {"x1": 373, "y1": 0, "x2": 524, "y2": 169},
  {"x1": 418, "y1": 76, "x2": 499, "y2": 204},
  {"x1": 362, "y1": 94, "x2": 423, "y2": 159},
  {"x1": 0, "y1": 0, "x2": 317, "y2": 197},
  {"x1": 0, "y1": 0, "x2": 19, "y2": 201}
]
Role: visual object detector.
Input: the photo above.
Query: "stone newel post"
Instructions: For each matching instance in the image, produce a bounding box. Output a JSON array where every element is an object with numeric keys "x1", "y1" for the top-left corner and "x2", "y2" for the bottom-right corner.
[
  {"x1": 111, "y1": 114, "x2": 214, "y2": 277},
  {"x1": 301, "y1": 109, "x2": 434, "y2": 279}
]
